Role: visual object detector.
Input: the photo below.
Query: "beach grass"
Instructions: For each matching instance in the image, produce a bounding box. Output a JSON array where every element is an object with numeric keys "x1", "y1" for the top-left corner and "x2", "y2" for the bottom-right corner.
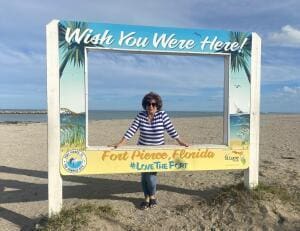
[
  {"x1": 35, "y1": 182, "x2": 299, "y2": 230},
  {"x1": 211, "y1": 182, "x2": 300, "y2": 207},
  {"x1": 35, "y1": 203, "x2": 117, "y2": 231},
  {"x1": 60, "y1": 123, "x2": 85, "y2": 151},
  {"x1": 253, "y1": 183, "x2": 300, "y2": 205}
]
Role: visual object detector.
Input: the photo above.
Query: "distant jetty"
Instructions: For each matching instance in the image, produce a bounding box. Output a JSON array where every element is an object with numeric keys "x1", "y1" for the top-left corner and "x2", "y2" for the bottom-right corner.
[{"x1": 0, "y1": 110, "x2": 47, "y2": 114}]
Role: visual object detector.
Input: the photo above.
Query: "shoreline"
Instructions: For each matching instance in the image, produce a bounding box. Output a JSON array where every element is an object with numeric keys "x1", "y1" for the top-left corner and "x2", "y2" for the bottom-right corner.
[
  {"x1": 0, "y1": 121, "x2": 43, "y2": 124},
  {"x1": 1, "y1": 109, "x2": 299, "y2": 115},
  {"x1": 0, "y1": 110, "x2": 47, "y2": 114},
  {"x1": 0, "y1": 112, "x2": 299, "y2": 124}
]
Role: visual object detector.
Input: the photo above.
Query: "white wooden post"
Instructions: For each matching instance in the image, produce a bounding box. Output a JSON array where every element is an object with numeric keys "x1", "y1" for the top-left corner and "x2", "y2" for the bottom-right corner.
[
  {"x1": 46, "y1": 20, "x2": 63, "y2": 215},
  {"x1": 224, "y1": 55, "x2": 230, "y2": 145},
  {"x1": 244, "y1": 33, "x2": 261, "y2": 189}
]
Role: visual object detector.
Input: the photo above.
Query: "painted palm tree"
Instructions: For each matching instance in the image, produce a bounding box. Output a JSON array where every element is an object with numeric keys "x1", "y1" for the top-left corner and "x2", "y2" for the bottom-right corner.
[
  {"x1": 59, "y1": 21, "x2": 100, "y2": 77},
  {"x1": 217, "y1": 32, "x2": 252, "y2": 82},
  {"x1": 229, "y1": 32, "x2": 252, "y2": 83}
]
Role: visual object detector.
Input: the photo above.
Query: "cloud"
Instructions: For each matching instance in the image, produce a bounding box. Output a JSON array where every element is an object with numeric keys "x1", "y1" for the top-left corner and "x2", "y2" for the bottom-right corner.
[
  {"x1": 87, "y1": 51, "x2": 225, "y2": 110},
  {"x1": 0, "y1": 43, "x2": 43, "y2": 66},
  {"x1": 88, "y1": 51, "x2": 225, "y2": 92},
  {"x1": 262, "y1": 64, "x2": 300, "y2": 83},
  {"x1": 1, "y1": 0, "x2": 300, "y2": 112},
  {"x1": 268, "y1": 25, "x2": 300, "y2": 47},
  {"x1": 283, "y1": 86, "x2": 300, "y2": 95},
  {"x1": 261, "y1": 84, "x2": 300, "y2": 112}
]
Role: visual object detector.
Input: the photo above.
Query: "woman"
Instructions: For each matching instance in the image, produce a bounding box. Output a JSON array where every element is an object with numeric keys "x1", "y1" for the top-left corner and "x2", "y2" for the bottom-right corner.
[{"x1": 112, "y1": 92, "x2": 188, "y2": 209}]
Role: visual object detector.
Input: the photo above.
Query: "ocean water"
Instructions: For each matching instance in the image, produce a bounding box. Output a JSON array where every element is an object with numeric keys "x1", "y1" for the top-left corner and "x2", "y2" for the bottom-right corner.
[
  {"x1": 0, "y1": 113, "x2": 47, "y2": 123},
  {"x1": 88, "y1": 110, "x2": 222, "y2": 120},
  {"x1": 0, "y1": 110, "x2": 222, "y2": 123}
]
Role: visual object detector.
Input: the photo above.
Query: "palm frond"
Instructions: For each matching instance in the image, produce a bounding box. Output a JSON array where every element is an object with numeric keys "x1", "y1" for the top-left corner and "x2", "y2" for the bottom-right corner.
[
  {"x1": 216, "y1": 32, "x2": 252, "y2": 82},
  {"x1": 58, "y1": 21, "x2": 100, "y2": 78}
]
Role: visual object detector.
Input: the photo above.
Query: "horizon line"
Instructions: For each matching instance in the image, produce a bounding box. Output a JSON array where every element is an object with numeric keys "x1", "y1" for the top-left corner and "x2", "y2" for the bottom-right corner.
[{"x1": 0, "y1": 109, "x2": 300, "y2": 114}]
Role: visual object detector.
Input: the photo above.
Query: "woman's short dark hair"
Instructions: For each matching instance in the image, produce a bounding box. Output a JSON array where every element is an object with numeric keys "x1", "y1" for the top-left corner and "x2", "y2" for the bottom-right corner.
[{"x1": 142, "y1": 92, "x2": 163, "y2": 110}]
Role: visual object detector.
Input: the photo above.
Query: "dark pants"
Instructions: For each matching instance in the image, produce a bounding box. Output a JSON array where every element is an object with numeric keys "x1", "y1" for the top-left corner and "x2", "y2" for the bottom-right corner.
[{"x1": 141, "y1": 172, "x2": 157, "y2": 197}]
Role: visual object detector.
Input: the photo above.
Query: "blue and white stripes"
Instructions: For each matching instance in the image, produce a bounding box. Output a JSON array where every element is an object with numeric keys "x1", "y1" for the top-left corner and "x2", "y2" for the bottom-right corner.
[{"x1": 124, "y1": 111, "x2": 179, "y2": 145}]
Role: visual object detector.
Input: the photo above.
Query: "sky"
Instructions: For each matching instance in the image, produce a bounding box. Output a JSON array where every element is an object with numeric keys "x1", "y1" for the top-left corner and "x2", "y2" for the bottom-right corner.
[
  {"x1": 1, "y1": 0, "x2": 300, "y2": 113},
  {"x1": 88, "y1": 52, "x2": 225, "y2": 112}
]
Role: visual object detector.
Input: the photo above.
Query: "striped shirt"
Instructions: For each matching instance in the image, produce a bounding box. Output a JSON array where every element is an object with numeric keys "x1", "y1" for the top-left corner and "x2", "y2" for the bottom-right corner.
[{"x1": 124, "y1": 111, "x2": 179, "y2": 145}]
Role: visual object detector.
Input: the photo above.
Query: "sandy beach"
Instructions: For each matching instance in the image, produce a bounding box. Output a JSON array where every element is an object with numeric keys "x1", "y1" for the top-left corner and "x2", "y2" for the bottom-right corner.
[{"x1": 0, "y1": 114, "x2": 299, "y2": 230}]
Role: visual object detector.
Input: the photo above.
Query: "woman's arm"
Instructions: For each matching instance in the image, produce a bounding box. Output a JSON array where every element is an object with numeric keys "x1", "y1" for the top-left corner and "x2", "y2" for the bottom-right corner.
[
  {"x1": 110, "y1": 113, "x2": 140, "y2": 148},
  {"x1": 162, "y1": 112, "x2": 188, "y2": 147},
  {"x1": 161, "y1": 111, "x2": 179, "y2": 139}
]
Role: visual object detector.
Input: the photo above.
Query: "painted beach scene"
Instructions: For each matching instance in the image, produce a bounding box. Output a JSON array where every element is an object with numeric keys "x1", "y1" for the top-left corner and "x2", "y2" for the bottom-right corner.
[
  {"x1": 60, "y1": 110, "x2": 85, "y2": 151},
  {"x1": 229, "y1": 114, "x2": 250, "y2": 149},
  {"x1": 1, "y1": 1, "x2": 300, "y2": 231}
]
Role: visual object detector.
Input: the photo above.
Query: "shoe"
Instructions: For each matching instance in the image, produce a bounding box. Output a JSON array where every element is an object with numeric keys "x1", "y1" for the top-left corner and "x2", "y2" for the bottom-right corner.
[
  {"x1": 149, "y1": 199, "x2": 158, "y2": 208},
  {"x1": 140, "y1": 201, "x2": 149, "y2": 210}
]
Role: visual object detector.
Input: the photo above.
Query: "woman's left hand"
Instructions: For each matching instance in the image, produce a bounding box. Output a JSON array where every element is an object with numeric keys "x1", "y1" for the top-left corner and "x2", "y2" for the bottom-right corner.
[{"x1": 176, "y1": 138, "x2": 189, "y2": 147}]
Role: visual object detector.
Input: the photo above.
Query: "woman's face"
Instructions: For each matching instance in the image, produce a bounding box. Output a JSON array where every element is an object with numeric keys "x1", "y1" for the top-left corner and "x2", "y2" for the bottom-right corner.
[{"x1": 146, "y1": 99, "x2": 158, "y2": 115}]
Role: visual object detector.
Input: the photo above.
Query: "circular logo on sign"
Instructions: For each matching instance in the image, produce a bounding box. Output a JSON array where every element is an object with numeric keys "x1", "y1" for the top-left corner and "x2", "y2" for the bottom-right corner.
[{"x1": 62, "y1": 150, "x2": 87, "y2": 173}]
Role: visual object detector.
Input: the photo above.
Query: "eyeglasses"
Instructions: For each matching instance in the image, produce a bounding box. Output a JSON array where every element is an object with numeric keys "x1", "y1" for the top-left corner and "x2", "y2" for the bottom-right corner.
[{"x1": 146, "y1": 102, "x2": 157, "y2": 107}]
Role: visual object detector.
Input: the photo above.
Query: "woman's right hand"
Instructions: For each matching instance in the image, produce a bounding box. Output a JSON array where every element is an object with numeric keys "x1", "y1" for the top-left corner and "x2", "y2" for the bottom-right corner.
[{"x1": 108, "y1": 143, "x2": 119, "y2": 149}]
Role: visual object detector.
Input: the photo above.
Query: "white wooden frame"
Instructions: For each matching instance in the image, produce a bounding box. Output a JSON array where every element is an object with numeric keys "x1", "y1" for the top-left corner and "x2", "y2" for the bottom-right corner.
[
  {"x1": 46, "y1": 20, "x2": 261, "y2": 215},
  {"x1": 85, "y1": 48, "x2": 230, "y2": 150},
  {"x1": 46, "y1": 20, "x2": 62, "y2": 215},
  {"x1": 244, "y1": 33, "x2": 261, "y2": 188}
]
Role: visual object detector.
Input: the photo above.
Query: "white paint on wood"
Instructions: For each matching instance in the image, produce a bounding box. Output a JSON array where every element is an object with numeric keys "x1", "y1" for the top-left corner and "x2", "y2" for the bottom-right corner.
[
  {"x1": 244, "y1": 33, "x2": 261, "y2": 189},
  {"x1": 46, "y1": 19, "x2": 63, "y2": 216},
  {"x1": 224, "y1": 56, "x2": 230, "y2": 145},
  {"x1": 85, "y1": 48, "x2": 89, "y2": 148},
  {"x1": 46, "y1": 21, "x2": 261, "y2": 208}
]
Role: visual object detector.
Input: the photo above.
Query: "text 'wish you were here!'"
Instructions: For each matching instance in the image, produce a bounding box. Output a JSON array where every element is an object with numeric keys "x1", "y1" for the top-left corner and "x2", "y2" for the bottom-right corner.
[{"x1": 64, "y1": 28, "x2": 249, "y2": 52}]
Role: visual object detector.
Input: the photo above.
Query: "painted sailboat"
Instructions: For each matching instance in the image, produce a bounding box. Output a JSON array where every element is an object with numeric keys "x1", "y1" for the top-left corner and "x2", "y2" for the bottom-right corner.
[{"x1": 231, "y1": 102, "x2": 247, "y2": 115}]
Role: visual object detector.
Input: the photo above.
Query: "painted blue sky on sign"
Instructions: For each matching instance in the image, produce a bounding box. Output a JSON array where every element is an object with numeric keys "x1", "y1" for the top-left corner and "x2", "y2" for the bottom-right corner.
[{"x1": 0, "y1": 0, "x2": 300, "y2": 112}]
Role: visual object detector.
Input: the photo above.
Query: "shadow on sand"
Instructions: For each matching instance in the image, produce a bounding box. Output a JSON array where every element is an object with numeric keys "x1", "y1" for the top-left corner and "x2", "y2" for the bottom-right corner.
[{"x1": 0, "y1": 165, "x2": 220, "y2": 230}]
